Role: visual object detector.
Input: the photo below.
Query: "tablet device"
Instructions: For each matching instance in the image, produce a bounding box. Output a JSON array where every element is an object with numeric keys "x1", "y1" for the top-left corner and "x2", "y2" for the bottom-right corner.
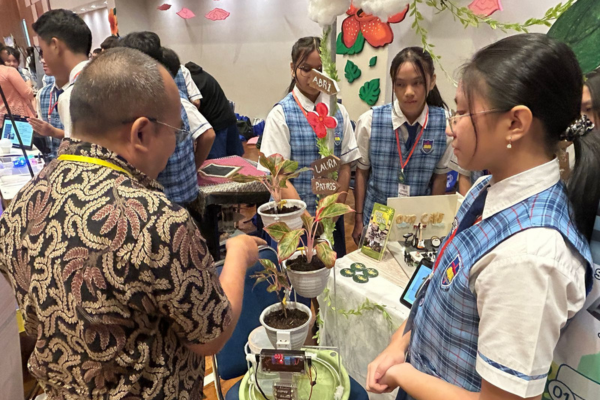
[
  {"x1": 400, "y1": 259, "x2": 433, "y2": 309},
  {"x1": 199, "y1": 164, "x2": 241, "y2": 178},
  {"x1": 1, "y1": 115, "x2": 34, "y2": 150}
]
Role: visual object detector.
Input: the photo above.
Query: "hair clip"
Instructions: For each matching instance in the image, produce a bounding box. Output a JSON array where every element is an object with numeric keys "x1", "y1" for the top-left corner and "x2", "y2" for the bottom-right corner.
[{"x1": 562, "y1": 115, "x2": 595, "y2": 141}]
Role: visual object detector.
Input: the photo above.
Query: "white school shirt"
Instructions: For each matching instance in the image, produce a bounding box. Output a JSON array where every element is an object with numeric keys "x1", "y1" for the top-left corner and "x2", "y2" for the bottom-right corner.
[
  {"x1": 180, "y1": 65, "x2": 202, "y2": 102},
  {"x1": 355, "y1": 100, "x2": 452, "y2": 173},
  {"x1": 467, "y1": 159, "x2": 587, "y2": 398},
  {"x1": 58, "y1": 61, "x2": 89, "y2": 138},
  {"x1": 182, "y1": 98, "x2": 212, "y2": 140},
  {"x1": 260, "y1": 86, "x2": 361, "y2": 168}
]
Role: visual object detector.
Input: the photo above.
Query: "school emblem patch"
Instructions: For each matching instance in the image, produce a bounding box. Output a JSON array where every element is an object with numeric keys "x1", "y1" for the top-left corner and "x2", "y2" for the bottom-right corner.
[
  {"x1": 441, "y1": 254, "x2": 462, "y2": 288},
  {"x1": 421, "y1": 139, "x2": 434, "y2": 154}
]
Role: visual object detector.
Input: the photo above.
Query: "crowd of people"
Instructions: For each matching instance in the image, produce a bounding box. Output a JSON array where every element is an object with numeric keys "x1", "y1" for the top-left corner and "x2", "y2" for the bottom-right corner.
[{"x1": 0, "y1": 7, "x2": 599, "y2": 400}]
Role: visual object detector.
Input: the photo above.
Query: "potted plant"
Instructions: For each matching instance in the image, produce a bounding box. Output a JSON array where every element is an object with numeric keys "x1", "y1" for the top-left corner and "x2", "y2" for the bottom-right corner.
[
  {"x1": 264, "y1": 193, "x2": 354, "y2": 298},
  {"x1": 254, "y1": 259, "x2": 312, "y2": 350},
  {"x1": 230, "y1": 153, "x2": 310, "y2": 229}
]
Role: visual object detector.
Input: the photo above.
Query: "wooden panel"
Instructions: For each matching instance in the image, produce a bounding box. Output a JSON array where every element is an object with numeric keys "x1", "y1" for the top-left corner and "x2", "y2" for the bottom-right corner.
[{"x1": 0, "y1": 0, "x2": 27, "y2": 48}]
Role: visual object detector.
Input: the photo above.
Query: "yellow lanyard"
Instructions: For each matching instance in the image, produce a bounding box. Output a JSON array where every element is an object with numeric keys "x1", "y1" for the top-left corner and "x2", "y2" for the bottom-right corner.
[{"x1": 58, "y1": 155, "x2": 132, "y2": 177}]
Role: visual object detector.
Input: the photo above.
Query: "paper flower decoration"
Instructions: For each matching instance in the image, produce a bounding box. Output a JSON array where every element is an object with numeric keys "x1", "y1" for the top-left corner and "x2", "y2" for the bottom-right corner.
[
  {"x1": 177, "y1": 7, "x2": 196, "y2": 19},
  {"x1": 308, "y1": 103, "x2": 338, "y2": 139},
  {"x1": 341, "y1": 4, "x2": 409, "y2": 49},
  {"x1": 108, "y1": 8, "x2": 118, "y2": 36},
  {"x1": 468, "y1": 0, "x2": 503, "y2": 17},
  {"x1": 157, "y1": 4, "x2": 171, "y2": 11},
  {"x1": 205, "y1": 8, "x2": 231, "y2": 21}
]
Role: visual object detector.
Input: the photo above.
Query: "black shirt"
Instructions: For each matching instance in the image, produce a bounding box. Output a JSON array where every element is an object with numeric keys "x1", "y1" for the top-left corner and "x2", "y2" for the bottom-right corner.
[{"x1": 185, "y1": 62, "x2": 237, "y2": 131}]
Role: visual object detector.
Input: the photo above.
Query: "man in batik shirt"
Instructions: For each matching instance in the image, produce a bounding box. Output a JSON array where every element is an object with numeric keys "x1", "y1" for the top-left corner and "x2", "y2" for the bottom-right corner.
[{"x1": 0, "y1": 48, "x2": 263, "y2": 400}]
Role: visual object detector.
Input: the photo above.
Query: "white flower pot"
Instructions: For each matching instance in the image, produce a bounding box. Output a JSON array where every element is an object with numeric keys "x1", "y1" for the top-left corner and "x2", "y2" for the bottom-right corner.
[
  {"x1": 260, "y1": 302, "x2": 312, "y2": 350},
  {"x1": 283, "y1": 249, "x2": 331, "y2": 298},
  {"x1": 258, "y1": 199, "x2": 306, "y2": 230}
]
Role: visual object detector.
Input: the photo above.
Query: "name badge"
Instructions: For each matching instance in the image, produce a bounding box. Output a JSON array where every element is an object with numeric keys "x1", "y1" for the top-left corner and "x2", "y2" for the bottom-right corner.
[{"x1": 398, "y1": 183, "x2": 411, "y2": 197}]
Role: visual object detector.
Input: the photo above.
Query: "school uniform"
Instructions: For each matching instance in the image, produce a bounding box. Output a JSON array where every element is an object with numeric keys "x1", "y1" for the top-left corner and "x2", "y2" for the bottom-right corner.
[
  {"x1": 180, "y1": 65, "x2": 202, "y2": 104},
  {"x1": 261, "y1": 86, "x2": 361, "y2": 256},
  {"x1": 36, "y1": 82, "x2": 64, "y2": 161},
  {"x1": 356, "y1": 101, "x2": 450, "y2": 225},
  {"x1": 448, "y1": 154, "x2": 488, "y2": 185},
  {"x1": 58, "y1": 60, "x2": 89, "y2": 138},
  {"x1": 400, "y1": 159, "x2": 592, "y2": 399}
]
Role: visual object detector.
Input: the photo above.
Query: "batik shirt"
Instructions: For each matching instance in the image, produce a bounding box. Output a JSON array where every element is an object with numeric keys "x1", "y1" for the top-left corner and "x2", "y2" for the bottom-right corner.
[{"x1": 0, "y1": 139, "x2": 232, "y2": 400}]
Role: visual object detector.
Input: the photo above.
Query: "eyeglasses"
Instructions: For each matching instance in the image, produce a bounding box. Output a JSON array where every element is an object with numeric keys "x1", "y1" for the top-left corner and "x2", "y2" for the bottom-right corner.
[
  {"x1": 447, "y1": 109, "x2": 505, "y2": 134},
  {"x1": 122, "y1": 117, "x2": 191, "y2": 143}
]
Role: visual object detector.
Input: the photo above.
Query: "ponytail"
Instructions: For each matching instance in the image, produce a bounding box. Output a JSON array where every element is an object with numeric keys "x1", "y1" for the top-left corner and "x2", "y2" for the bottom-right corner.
[{"x1": 426, "y1": 86, "x2": 447, "y2": 109}]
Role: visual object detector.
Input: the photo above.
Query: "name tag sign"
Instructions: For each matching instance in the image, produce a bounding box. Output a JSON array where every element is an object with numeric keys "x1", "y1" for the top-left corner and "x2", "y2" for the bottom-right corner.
[
  {"x1": 312, "y1": 178, "x2": 340, "y2": 195},
  {"x1": 308, "y1": 69, "x2": 340, "y2": 96},
  {"x1": 311, "y1": 155, "x2": 340, "y2": 178}
]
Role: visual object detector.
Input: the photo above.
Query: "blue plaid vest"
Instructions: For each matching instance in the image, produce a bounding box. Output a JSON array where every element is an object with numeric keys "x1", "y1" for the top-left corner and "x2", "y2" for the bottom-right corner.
[
  {"x1": 278, "y1": 93, "x2": 343, "y2": 214},
  {"x1": 156, "y1": 90, "x2": 198, "y2": 205},
  {"x1": 364, "y1": 104, "x2": 446, "y2": 224},
  {"x1": 175, "y1": 68, "x2": 189, "y2": 100},
  {"x1": 38, "y1": 84, "x2": 64, "y2": 160},
  {"x1": 407, "y1": 177, "x2": 593, "y2": 393}
]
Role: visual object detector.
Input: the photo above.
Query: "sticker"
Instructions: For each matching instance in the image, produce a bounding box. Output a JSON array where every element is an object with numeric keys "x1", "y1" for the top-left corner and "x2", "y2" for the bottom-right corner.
[
  {"x1": 351, "y1": 263, "x2": 366, "y2": 271},
  {"x1": 421, "y1": 139, "x2": 434, "y2": 154},
  {"x1": 441, "y1": 254, "x2": 462, "y2": 288},
  {"x1": 353, "y1": 274, "x2": 369, "y2": 284},
  {"x1": 341, "y1": 268, "x2": 355, "y2": 277},
  {"x1": 366, "y1": 268, "x2": 379, "y2": 278}
]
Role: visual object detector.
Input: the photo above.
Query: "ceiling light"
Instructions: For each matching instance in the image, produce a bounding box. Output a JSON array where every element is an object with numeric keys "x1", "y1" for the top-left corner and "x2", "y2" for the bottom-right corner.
[{"x1": 91, "y1": 5, "x2": 96, "y2": 8}]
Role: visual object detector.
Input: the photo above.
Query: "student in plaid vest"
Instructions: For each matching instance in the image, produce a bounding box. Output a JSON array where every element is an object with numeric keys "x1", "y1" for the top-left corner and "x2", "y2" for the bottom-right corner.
[
  {"x1": 353, "y1": 47, "x2": 452, "y2": 243},
  {"x1": 367, "y1": 34, "x2": 600, "y2": 400},
  {"x1": 261, "y1": 37, "x2": 360, "y2": 257}
]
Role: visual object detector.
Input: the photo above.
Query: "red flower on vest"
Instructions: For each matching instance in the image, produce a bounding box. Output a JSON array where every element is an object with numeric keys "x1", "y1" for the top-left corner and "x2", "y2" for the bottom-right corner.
[{"x1": 308, "y1": 103, "x2": 338, "y2": 139}]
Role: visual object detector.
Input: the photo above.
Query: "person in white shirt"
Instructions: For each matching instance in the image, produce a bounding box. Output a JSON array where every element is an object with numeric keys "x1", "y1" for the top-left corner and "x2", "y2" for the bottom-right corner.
[
  {"x1": 180, "y1": 63, "x2": 202, "y2": 109},
  {"x1": 260, "y1": 36, "x2": 360, "y2": 257},
  {"x1": 367, "y1": 34, "x2": 600, "y2": 400},
  {"x1": 32, "y1": 9, "x2": 91, "y2": 140}
]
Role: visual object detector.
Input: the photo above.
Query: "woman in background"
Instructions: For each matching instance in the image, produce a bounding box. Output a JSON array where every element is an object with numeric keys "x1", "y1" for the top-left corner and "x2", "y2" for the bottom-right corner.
[{"x1": 0, "y1": 62, "x2": 35, "y2": 122}]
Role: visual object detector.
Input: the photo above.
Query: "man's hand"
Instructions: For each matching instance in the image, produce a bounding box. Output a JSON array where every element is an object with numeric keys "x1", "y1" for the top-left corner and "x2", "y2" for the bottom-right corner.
[
  {"x1": 225, "y1": 235, "x2": 266, "y2": 270},
  {"x1": 29, "y1": 117, "x2": 55, "y2": 137},
  {"x1": 352, "y1": 214, "x2": 364, "y2": 246}
]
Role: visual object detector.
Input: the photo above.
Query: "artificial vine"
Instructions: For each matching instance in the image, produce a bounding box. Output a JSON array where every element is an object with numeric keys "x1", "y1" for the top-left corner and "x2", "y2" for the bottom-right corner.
[{"x1": 321, "y1": 288, "x2": 398, "y2": 331}]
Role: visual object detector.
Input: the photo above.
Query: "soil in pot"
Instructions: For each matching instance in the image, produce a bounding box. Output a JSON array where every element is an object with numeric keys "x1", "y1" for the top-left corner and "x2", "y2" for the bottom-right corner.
[
  {"x1": 287, "y1": 254, "x2": 326, "y2": 272},
  {"x1": 262, "y1": 204, "x2": 302, "y2": 215},
  {"x1": 264, "y1": 308, "x2": 309, "y2": 330}
]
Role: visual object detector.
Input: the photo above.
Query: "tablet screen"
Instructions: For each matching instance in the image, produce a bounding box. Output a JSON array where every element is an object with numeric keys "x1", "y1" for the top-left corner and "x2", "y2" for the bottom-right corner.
[
  {"x1": 400, "y1": 262, "x2": 432, "y2": 308},
  {"x1": 2, "y1": 116, "x2": 34, "y2": 149}
]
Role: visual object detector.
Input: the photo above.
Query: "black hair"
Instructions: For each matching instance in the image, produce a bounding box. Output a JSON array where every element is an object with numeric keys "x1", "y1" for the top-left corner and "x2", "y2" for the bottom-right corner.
[
  {"x1": 32, "y1": 9, "x2": 92, "y2": 56},
  {"x1": 584, "y1": 70, "x2": 600, "y2": 124},
  {"x1": 118, "y1": 32, "x2": 162, "y2": 63},
  {"x1": 92, "y1": 48, "x2": 102, "y2": 55},
  {"x1": 390, "y1": 47, "x2": 447, "y2": 110},
  {"x1": 26, "y1": 46, "x2": 36, "y2": 74},
  {"x1": 287, "y1": 36, "x2": 320, "y2": 94},
  {"x1": 100, "y1": 35, "x2": 120, "y2": 51},
  {"x1": 462, "y1": 33, "x2": 600, "y2": 240},
  {"x1": 160, "y1": 47, "x2": 180, "y2": 78},
  {"x1": 4, "y1": 47, "x2": 20, "y2": 64}
]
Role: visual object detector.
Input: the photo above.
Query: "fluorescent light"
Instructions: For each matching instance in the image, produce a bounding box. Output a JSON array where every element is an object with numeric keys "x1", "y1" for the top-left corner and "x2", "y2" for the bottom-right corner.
[{"x1": 91, "y1": 5, "x2": 96, "y2": 8}]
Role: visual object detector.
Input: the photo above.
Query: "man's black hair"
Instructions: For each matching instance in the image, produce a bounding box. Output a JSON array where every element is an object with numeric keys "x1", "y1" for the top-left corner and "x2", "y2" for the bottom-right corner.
[
  {"x1": 160, "y1": 47, "x2": 180, "y2": 78},
  {"x1": 32, "y1": 9, "x2": 92, "y2": 55},
  {"x1": 100, "y1": 35, "x2": 120, "y2": 51},
  {"x1": 118, "y1": 32, "x2": 162, "y2": 62}
]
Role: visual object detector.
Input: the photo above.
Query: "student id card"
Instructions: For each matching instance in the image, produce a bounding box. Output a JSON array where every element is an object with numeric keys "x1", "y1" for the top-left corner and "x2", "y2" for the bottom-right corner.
[{"x1": 398, "y1": 184, "x2": 410, "y2": 197}]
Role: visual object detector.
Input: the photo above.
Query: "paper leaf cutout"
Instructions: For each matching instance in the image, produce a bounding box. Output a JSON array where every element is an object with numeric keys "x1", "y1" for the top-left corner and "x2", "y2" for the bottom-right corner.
[
  {"x1": 157, "y1": 4, "x2": 171, "y2": 11},
  {"x1": 369, "y1": 56, "x2": 377, "y2": 67},
  {"x1": 547, "y1": 0, "x2": 600, "y2": 74},
  {"x1": 359, "y1": 78, "x2": 381, "y2": 106},
  {"x1": 344, "y1": 60, "x2": 362, "y2": 83},
  {"x1": 468, "y1": 0, "x2": 503, "y2": 17},
  {"x1": 205, "y1": 8, "x2": 230, "y2": 21},
  {"x1": 177, "y1": 8, "x2": 196, "y2": 19},
  {"x1": 336, "y1": 31, "x2": 365, "y2": 55}
]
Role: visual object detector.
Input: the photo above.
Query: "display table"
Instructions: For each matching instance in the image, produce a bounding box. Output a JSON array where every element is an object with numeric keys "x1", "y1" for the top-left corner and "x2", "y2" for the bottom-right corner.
[{"x1": 317, "y1": 249, "x2": 411, "y2": 400}]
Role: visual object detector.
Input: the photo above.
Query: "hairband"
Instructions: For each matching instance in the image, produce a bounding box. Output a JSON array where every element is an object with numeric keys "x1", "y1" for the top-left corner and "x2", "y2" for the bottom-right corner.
[{"x1": 561, "y1": 115, "x2": 595, "y2": 141}]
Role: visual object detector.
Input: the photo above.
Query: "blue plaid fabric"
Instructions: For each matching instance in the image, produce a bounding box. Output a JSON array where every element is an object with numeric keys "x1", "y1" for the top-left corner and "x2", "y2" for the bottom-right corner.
[
  {"x1": 175, "y1": 68, "x2": 189, "y2": 100},
  {"x1": 38, "y1": 84, "x2": 64, "y2": 160},
  {"x1": 592, "y1": 203, "x2": 600, "y2": 262},
  {"x1": 406, "y1": 177, "x2": 593, "y2": 394},
  {"x1": 364, "y1": 104, "x2": 446, "y2": 225},
  {"x1": 43, "y1": 75, "x2": 55, "y2": 87},
  {"x1": 278, "y1": 93, "x2": 344, "y2": 214},
  {"x1": 156, "y1": 90, "x2": 198, "y2": 205}
]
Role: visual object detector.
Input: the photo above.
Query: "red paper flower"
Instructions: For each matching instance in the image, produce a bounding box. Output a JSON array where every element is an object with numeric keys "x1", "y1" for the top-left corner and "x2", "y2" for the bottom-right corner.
[
  {"x1": 342, "y1": 4, "x2": 409, "y2": 49},
  {"x1": 308, "y1": 103, "x2": 338, "y2": 139},
  {"x1": 468, "y1": 0, "x2": 503, "y2": 17}
]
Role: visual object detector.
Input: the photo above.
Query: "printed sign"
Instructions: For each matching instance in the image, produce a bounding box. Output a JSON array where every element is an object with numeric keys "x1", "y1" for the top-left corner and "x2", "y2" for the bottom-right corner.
[
  {"x1": 361, "y1": 203, "x2": 395, "y2": 261},
  {"x1": 308, "y1": 69, "x2": 340, "y2": 96},
  {"x1": 311, "y1": 155, "x2": 340, "y2": 178},
  {"x1": 311, "y1": 178, "x2": 339, "y2": 195}
]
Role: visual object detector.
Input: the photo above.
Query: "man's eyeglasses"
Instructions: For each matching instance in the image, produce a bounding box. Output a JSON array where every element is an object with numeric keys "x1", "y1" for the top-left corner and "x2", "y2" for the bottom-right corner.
[
  {"x1": 447, "y1": 109, "x2": 505, "y2": 134},
  {"x1": 122, "y1": 117, "x2": 191, "y2": 143}
]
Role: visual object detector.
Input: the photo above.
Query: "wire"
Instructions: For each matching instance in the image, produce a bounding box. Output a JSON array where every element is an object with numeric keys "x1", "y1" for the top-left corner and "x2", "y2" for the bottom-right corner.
[
  {"x1": 307, "y1": 365, "x2": 314, "y2": 400},
  {"x1": 254, "y1": 363, "x2": 269, "y2": 400}
]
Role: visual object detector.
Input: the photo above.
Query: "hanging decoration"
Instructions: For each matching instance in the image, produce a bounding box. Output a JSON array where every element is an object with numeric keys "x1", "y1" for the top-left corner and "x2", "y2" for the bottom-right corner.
[
  {"x1": 468, "y1": 0, "x2": 503, "y2": 17},
  {"x1": 177, "y1": 7, "x2": 196, "y2": 19},
  {"x1": 548, "y1": 0, "x2": 600, "y2": 74},
  {"x1": 341, "y1": 4, "x2": 409, "y2": 49},
  {"x1": 359, "y1": 78, "x2": 381, "y2": 106},
  {"x1": 205, "y1": 8, "x2": 231, "y2": 21},
  {"x1": 337, "y1": 31, "x2": 366, "y2": 55},
  {"x1": 369, "y1": 56, "x2": 377, "y2": 67},
  {"x1": 108, "y1": 8, "x2": 119, "y2": 36},
  {"x1": 345, "y1": 60, "x2": 362, "y2": 83},
  {"x1": 308, "y1": 0, "x2": 352, "y2": 27},
  {"x1": 157, "y1": 4, "x2": 172, "y2": 11}
]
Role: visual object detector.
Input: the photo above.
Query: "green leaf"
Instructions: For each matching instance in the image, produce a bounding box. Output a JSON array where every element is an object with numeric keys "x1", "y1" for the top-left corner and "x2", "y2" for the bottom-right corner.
[
  {"x1": 286, "y1": 167, "x2": 312, "y2": 180},
  {"x1": 359, "y1": 78, "x2": 381, "y2": 106},
  {"x1": 317, "y1": 203, "x2": 354, "y2": 221},
  {"x1": 316, "y1": 241, "x2": 337, "y2": 269},
  {"x1": 277, "y1": 159, "x2": 299, "y2": 176},
  {"x1": 336, "y1": 31, "x2": 366, "y2": 55},
  {"x1": 321, "y1": 218, "x2": 335, "y2": 245},
  {"x1": 264, "y1": 222, "x2": 291, "y2": 242},
  {"x1": 547, "y1": 0, "x2": 600, "y2": 74},
  {"x1": 317, "y1": 193, "x2": 341, "y2": 212},
  {"x1": 259, "y1": 259, "x2": 277, "y2": 271},
  {"x1": 278, "y1": 229, "x2": 304, "y2": 261},
  {"x1": 229, "y1": 173, "x2": 261, "y2": 183},
  {"x1": 267, "y1": 284, "x2": 278, "y2": 293},
  {"x1": 258, "y1": 155, "x2": 276, "y2": 173},
  {"x1": 369, "y1": 56, "x2": 377, "y2": 67},
  {"x1": 344, "y1": 60, "x2": 362, "y2": 83},
  {"x1": 301, "y1": 214, "x2": 314, "y2": 232}
]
